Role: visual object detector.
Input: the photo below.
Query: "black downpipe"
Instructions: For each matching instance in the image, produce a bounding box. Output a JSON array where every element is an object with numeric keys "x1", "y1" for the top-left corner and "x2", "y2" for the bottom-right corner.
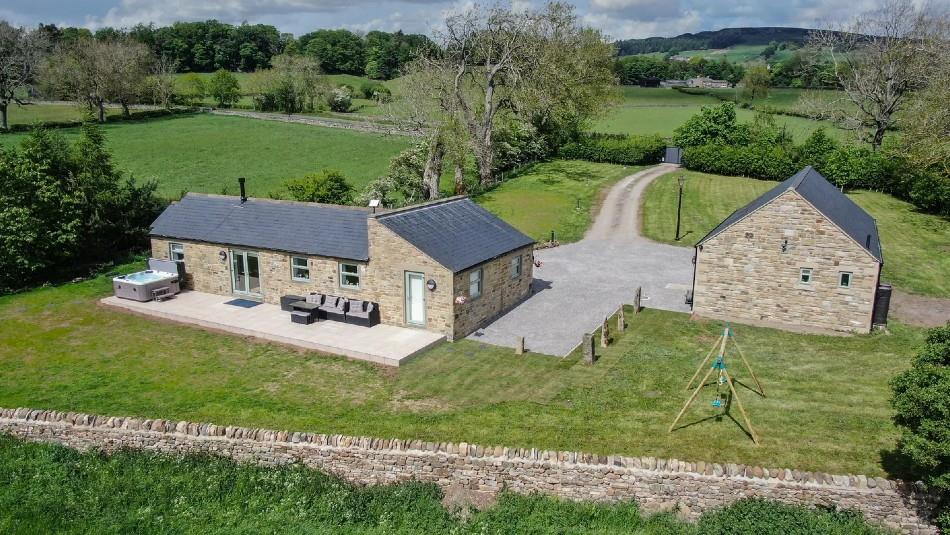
[{"x1": 238, "y1": 177, "x2": 247, "y2": 203}]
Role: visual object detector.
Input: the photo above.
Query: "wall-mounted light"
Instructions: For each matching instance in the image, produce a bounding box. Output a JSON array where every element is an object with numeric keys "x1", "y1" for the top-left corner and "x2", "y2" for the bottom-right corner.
[
  {"x1": 219, "y1": 250, "x2": 228, "y2": 262},
  {"x1": 781, "y1": 239, "x2": 788, "y2": 253},
  {"x1": 426, "y1": 279, "x2": 437, "y2": 291}
]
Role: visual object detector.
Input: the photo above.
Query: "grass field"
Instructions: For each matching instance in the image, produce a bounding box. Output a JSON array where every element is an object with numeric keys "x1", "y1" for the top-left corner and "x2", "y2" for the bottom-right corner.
[
  {"x1": 0, "y1": 114, "x2": 409, "y2": 198},
  {"x1": 675, "y1": 44, "x2": 795, "y2": 64},
  {"x1": 592, "y1": 87, "x2": 849, "y2": 141},
  {"x1": 641, "y1": 171, "x2": 950, "y2": 297},
  {"x1": 0, "y1": 436, "x2": 888, "y2": 534},
  {"x1": 477, "y1": 160, "x2": 638, "y2": 243},
  {"x1": 3, "y1": 103, "x2": 122, "y2": 126},
  {"x1": 0, "y1": 263, "x2": 926, "y2": 477}
]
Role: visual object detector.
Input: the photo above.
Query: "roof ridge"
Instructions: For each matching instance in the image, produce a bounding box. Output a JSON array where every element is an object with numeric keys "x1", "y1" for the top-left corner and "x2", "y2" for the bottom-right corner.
[
  {"x1": 372, "y1": 195, "x2": 469, "y2": 219},
  {"x1": 181, "y1": 192, "x2": 374, "y2": 212},
  {"x1": 788, "y1": 165, "x2": 815, "y2": 190}
]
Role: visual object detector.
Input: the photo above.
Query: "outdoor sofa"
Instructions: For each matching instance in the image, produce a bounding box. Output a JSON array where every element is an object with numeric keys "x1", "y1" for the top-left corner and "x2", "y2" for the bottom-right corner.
[{"x1": 286, "y1": 293, "x2": 380, "y2": 327}]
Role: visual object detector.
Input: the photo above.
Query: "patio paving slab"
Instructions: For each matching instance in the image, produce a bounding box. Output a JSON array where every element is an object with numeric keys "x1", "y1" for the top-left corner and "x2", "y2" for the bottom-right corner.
[{"x1": 101, "y1": 291, "x2": 444, "y2": 366}]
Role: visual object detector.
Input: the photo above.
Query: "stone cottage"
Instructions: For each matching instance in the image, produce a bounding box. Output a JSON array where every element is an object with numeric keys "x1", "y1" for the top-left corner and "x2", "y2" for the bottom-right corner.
[
  {"x1": 149, "y1": 194, "x2": 535, "y2": 340},
  {"x1": 691, "y1": 166, "x2": 884, "y2": 334}
]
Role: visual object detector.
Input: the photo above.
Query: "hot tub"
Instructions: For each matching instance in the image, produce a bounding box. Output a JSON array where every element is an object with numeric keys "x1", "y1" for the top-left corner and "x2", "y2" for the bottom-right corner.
[{"x1": 113, "y1": 269, "x2": 180, "y2": 302}]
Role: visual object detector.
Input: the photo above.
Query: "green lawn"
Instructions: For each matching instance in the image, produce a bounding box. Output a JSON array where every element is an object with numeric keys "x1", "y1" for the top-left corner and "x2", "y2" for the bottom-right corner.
[
  {"x1": 0, "y1": 264, "x2": 926, "y2": 477},
  {"x1": 3, "y1": 103, "x2": 122, "y2": 126},
  {"x1": 641, "y1": 172, "x2": 950, "y2": 297},
  {"x1": 476, "y1": 160, "x2": 639, "y2": 243},
  {"x1": 0, "y1": 435, "x2": 889, "y2": 534},
  {"x1": 0, "y1": 114, "x2": 409, "y2": 198}
]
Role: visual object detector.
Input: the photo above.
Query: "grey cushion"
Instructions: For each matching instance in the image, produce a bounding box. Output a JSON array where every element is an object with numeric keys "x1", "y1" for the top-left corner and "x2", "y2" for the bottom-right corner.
[
  {"x1": 320, "y1": 296, "x2": 345, "y2": 312},
  {"x1": 349, "y1": 300, "x2": 365, "y2": 313},
  {"x1": 350, "y1": 301, "x2": 373, "y2": 318},
  {"x1": 306, "y1": 293, "x2": 324, "y2": 304}
]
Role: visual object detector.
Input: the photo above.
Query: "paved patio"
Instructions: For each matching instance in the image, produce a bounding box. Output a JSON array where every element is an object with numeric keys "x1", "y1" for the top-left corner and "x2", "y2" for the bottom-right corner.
[{"x1": 101, "y1": 291, "x2": 444, "y2": 366}]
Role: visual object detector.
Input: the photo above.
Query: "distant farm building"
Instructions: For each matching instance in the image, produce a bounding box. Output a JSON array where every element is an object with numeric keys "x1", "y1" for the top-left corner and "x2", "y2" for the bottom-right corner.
[
  {"x1": 691, "y1": 167, "x2": 886, "y2": 334},
  {"x1": 640, "y1": 77, "x2": 661, "y2": 87},
  {"x1": 660, "y1": 79, "x2": 688, "y2": 88},
  {"x1": 688, "y1": 77, "x2": 731, "y2": 89}
]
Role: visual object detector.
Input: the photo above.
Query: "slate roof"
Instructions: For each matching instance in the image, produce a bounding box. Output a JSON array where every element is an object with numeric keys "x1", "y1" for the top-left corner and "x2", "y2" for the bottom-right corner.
[
  {"x1": 697, "y1": 166, "x2": 883, "y2": 262},
  {"x1": 149, "y1": 194, "x2": 370, "y2": 261},
  {"x1": 374, "y1": 197, "x2": 535, "y2": 273}
]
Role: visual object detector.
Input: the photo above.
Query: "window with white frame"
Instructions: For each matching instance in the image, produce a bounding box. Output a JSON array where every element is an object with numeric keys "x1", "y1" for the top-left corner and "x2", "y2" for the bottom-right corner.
[
  {"x1": 339, "y1": 263, "x2": 360, "y2": 289},
  {"x1": 510, "y1": 255, "x2": 522, "y2": 279},
  {"x1": 469, "y1": 268, "x2": 483, "y2": 299},
  {"x1": 800, "y1": 267, "x2": 813, "y2": 284},
  {"x1": 169, "y1": 242, "x2": 185, "y2": 262},
  {"x1": 839, "y1": 271, "x2": 853, "y2": 288},
  {"x1": 291, "y1": 256, "x2": 310, "y2": 281}
]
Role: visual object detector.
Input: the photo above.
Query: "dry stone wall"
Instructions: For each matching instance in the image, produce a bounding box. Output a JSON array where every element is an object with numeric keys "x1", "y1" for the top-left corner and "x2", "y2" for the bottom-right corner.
[{"x1": 0, "y1": 407, "x2": 937, "y2": 534}]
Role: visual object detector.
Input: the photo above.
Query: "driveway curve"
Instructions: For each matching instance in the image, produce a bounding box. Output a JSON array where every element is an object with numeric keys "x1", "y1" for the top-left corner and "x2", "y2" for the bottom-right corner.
[{"x1": 468, "y1": 163, "x2": 694, "y2": 356}]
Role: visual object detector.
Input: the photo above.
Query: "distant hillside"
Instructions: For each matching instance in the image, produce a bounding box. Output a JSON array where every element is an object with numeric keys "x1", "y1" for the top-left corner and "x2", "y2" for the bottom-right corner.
[{"x1": 616, "y1": 27, "x2": 816, "y2": 56}]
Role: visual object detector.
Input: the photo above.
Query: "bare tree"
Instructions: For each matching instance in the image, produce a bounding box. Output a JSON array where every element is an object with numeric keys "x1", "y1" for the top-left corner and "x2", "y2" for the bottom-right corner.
[
  {"x1": 408, "y1": 2, "x2": 616, "y2": 187},
  {"x1": 146, "y1": 54, "x2": 178, "y2": 109},
  {"x1": 805, "y1": 0, "x2": 946, "y2": 150},
  {"x1": 104, "y1": 38, "x2": 153, "y2": 116},
  {"x1": 0, "y1": 22, "x2": 46, "y2": 130}
]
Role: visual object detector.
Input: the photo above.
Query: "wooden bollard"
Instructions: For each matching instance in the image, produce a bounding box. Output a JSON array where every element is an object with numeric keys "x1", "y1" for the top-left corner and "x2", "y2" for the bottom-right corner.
[
  {"x1": 515, "y1": 336, "x2": 524, "y2": 355},
  {"x1": 601, "y1": 316, "x2": 610, "y2": 348},
  {"x1": 618, "y1": 305, "x2": 626, "y2": 331},
  {"x1": 633, "y1": 286, "x2": 642, "y2": 314},
  {"x1": 583, "y1": 333, "x2": 595, "y2": 364}
]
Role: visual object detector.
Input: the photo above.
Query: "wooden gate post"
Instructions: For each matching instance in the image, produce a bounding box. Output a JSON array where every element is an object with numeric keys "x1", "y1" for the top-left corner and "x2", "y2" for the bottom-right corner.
[
  {"x1": 634, "y1": 287, "x2": 642, "y2": 314},
  {"x1": 515, "y1": 336, "x2": 525, "y2": 355},
  {"x1": 617, "y1": 305, "x2": 626, "y2": 331},
  {"x1": 601, "y1": 317, "x2": 610, "y2": 348}
]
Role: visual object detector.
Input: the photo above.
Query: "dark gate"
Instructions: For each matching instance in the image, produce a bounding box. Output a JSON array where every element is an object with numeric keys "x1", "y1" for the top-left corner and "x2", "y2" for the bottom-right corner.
[{"x1": 664, "y1": 147, "x2": 682, "y2": 165}]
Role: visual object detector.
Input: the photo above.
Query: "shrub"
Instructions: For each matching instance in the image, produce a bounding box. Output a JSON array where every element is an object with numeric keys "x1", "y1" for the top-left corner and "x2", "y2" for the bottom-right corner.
[
  {"x1": 492, "y1": 119, "x2": 550, "y2": 174},
  {"x1": 909, "y1": 171, "x2": 950, "y2": 217},
  {"x1": 283, "y1": 169, "x2": 354, "y2": 205},
  {"x1": 681, "y1": 143, "x2": 797, "y2": 180},
  {"x1": 359, "y1": 81, "x2": 391, "y2": 102},
  {"x1": 696, "y1": 498, "x2": 888, "y2": 534},
  {"x1": 328, "y1": 86, "x2": 352, "y2": 112},
  {"x1": 559, "y1": 133, "x2": 665, "y2": 166},
  {"x1": 891, "y1": 326, "x2": 950, "y2": 529},
  {"x1": 671, "y1": 103, "x2": 750, "y2": 148},
  {"x1": 207, "y1": 69, "x2": 241, "y2": 108}
]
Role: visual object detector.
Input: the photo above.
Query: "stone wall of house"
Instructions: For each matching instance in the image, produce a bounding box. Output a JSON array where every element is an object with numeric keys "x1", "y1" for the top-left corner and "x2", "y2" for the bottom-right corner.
[
  {"x1": 0, "y1": 407, "x2": 937, "y2": 534},
  {"x1": 693, "y1": 190, "x2": 880, "y2": 333},
  {"x1": 150, "y1": 238, "x2": 374, "y2": 306},
  {"x1": 366, "y1": 219, "x2": 456, "y2": 338},
  {"x1": 453, "y1": 246, "x2": 534, "y2": 339}
]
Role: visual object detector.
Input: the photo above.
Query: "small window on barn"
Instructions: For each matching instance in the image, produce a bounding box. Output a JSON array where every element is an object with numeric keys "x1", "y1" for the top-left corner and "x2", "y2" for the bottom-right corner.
[
  {"x1": 510, "y1": 255, "x2": 522, "y2": 279},
  {"x1": 339, "y1": 263, "x2": 360, "y2": 289},
  {"x1": 291, "y1": 257, "x2": 310, "y2": 281},
  {"x1": 169, "y1": 242, "x2": 185, "y2": 262},
  {"x1": 469, "y1": 268, "x2": 483, "y2": 299},
  {"x1": 800, "y1": 268, "x2": 812, "y2": 284},
  {"x1": 839, "y1": 272, "x2": 853, "y2": 288}
]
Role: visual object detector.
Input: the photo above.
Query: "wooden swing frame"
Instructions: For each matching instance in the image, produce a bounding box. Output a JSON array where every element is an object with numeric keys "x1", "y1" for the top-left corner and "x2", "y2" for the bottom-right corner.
[{"x1": 669, "y1": 325, "x2": 764, "y2": 444}]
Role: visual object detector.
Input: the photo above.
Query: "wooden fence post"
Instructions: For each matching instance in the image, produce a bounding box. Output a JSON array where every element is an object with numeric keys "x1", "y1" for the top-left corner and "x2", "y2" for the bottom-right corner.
[
  {"x1": 583, "y1": 333, "x2": 595, "y2": 364},
  {"x1": 633, "y1": 286, "x2": 642, "y2": 314},
  {"x1": 515, "y1": 336, "x2": 525, "y2": 355},
  {"x1": 617, "y1": 305, "x2": 626, "y2": 331},
  {"x1": 601, "y1": 317, "x2": 610, "y2": 348}
]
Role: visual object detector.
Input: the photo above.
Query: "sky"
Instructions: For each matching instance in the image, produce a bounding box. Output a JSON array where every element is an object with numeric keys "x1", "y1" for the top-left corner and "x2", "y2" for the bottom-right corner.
[{"x1": 0, "y1": 0, "x2": 886, "y2": 41}]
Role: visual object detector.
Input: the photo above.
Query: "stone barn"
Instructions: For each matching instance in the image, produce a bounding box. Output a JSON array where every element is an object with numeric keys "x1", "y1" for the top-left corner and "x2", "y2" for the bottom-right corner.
[{"x1": 691, "y1": 166, "x2": 884, "y2": 334}]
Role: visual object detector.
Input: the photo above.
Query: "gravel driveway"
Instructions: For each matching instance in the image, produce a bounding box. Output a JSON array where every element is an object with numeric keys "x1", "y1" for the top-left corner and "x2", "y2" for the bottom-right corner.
[{"x1": 468, "y1": 164, "x2": 694, "y2": 356}]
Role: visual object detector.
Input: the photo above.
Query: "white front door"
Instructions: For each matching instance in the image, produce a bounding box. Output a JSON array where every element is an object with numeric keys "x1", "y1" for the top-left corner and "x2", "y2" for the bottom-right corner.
[{"x1": 405, "y1": 271, "x2": 425, "y2": 325}]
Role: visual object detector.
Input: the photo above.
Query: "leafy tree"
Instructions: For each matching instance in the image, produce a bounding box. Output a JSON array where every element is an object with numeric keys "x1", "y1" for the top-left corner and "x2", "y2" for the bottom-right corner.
[
  {"x1": 891, "y1": 326, "x2": 950, "y2": 530},
  {"x1": 301, "y1": 29, "x2": 365, "y2": 75},
  {"x1": 207, "y1": 69, "x2": 240, "y2": 107},
  {"x1": 179, "y1": 72, "x2": 206, "y2": 105},
  {"x1": 741, "y1": 64, "x2": 771, "y2": 100},
  {"x1": 0, "y1": 22, "x2": 47, "y2": 130},
  {"x1": 0, "y1": 121, "x2": 161, "y2": 291},
  {"x1": 671, "y1": 103, "x2": 748, "y2": 148},
  {"x1": 796, "y1": 129, "x2": 837, "y2": 171},
  {"x1": 283, "y1": 169, "x2": 354, "y2": 205},
  {"x1": 327, "y1": 86, "x2": 351, "y2": 112},
  {"x1": 360, "y1": 142, "x2": 429, "y2": 207}
]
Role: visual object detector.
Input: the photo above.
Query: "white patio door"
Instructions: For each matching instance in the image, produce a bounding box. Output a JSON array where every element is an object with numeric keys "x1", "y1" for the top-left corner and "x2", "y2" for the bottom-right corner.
[
  {"x1": 405, "y1": 271, "x2": 426, "y2": 325},
  {"x1": 231, "y1": 250, "x2": 262, "y2": 297}
]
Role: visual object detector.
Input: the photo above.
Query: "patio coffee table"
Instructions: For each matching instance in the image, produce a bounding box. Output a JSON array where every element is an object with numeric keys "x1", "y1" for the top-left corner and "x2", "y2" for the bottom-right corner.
[{"x1": 290, "y1": 301, "x2": 324, "y2": 322}]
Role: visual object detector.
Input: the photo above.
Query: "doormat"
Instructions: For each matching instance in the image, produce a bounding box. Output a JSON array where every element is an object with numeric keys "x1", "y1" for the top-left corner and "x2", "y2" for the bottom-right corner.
[{"x1": 224, "y1": 298, "x2": 261, "y2": 308}]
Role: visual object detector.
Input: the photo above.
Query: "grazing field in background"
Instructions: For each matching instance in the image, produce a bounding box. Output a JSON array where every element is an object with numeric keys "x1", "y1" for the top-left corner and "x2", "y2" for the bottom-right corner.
[
  {"x1": 0, "y1": 264, "x2": 924, "y2": 477},
  {"x1": 0, "y1": 114, "x2": 410, "y2": 197},
  {"x1": 477, "y1": 160, "x2": 639, "y2": 243},
  {"x1": 592, "y1": 87, "x2": 849, "y2": 141},
  {"x1": 675, "y1": 44, "x2": 796, "y2": 64},
  {"x1": 641, "y1": 172, "x2": 950, "y2": 297},
  {"x1": 3, "y1": 103, "x2": 123, "y2": 126}
]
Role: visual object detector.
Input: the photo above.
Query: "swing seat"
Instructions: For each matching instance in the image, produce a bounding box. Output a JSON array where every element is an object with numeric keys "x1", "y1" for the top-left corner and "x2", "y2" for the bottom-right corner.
[{"x1": 711, "y1": 399, "x2": 722, "y2": 408}]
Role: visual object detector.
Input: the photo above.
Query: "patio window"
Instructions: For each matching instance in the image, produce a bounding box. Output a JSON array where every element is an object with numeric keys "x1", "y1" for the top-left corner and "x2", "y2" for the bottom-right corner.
[
  {"x1": 469, "y1": 268, "x2": 483, "y2": 299},
  {"x1": 839, "y1": 271, "x2": 853, "y2": 288},
  {"x1": 169, "y1": 242, "x2": 184, "y2": 262},
  {"x1": 291, "y1": 256, "x2": 310, "y2": 282},
  {"x1": 800, "y1": 267, "x2": 812, "y2": 284},
  {"x1": 510, "y1": 255, "x2": 522, "y2": 279},
  {"x1": 340, "y1": 263, "x2": 360, "y2": 289}
]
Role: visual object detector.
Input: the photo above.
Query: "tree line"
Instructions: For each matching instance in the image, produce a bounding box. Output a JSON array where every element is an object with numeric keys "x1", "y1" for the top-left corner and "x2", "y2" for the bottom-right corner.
[{"x1": 31, "y1": 20, "x2": 432, "y2": 79}]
